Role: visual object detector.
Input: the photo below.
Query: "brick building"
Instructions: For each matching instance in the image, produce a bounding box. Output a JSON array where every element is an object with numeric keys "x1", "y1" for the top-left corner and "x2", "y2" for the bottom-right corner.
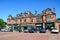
[{"x1": 7, "y1": 8, "x2": 56, "y2": 30}]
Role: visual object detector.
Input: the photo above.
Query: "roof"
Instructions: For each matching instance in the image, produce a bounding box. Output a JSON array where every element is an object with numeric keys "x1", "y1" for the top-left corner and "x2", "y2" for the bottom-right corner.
[{"x1": 51, "y1": 12, "x2": 56, "y2": 15}]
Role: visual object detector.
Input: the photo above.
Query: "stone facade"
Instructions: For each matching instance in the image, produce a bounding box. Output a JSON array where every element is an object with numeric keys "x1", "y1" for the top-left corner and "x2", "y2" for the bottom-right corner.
[{"x1": 7, "y1": 8, "x2": 56, "y2": 28}]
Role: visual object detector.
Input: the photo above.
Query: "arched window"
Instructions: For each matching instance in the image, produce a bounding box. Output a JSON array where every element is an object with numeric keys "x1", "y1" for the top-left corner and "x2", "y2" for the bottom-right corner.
[
  {"x1": 36, "y1": 18, "x2": 40, "y2": 22},
  {"x1": 47, "y1": 15, "x2": 51, "y2": 21}
]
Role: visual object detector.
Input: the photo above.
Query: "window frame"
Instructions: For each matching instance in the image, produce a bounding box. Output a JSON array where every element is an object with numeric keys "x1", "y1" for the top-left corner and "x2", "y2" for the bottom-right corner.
[
  {"x1": 46, "y1": 15, "x2": 51, "y2": 21},
  {"x1": 36, "y1": 18, "x2": 41, "y2": 22}
]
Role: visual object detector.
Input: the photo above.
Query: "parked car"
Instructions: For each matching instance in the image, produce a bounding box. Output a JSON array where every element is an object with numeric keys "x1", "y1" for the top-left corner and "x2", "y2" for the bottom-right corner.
[
  {"x1": 49, "y1": 27, "x2": 54, "y2": 31},
  {"x1": 0, "y1": 28, "x2": 2, "y2": 31},
  {"x1": 10, "y1": 29, "x2": 13, "y2": 32},
  {"x1": 1, "y1": 28, "x2": 10, "y2": 32},
  {"x1": 51, "y1": 28, "x2": 59, "y2": 33},
  {"x1": 1, "y1": 29, "x2": 5, "y2": 32},
  {"x1": 19, "y1": 30, "x2": 22, "y2": 32},
  {"x1": 33, "y1": 27, "x2": 37, "y2": 32},
  {"x1": 29, "y1": 29, "x2": 35, "y2": 33},
  {"x1": 24, "y1": 29, "x2": 29, "y2": 33},
  {"x1": 4, "y1": 29, "x2": 10, "y2": 32},
  {"x1": 39, "y1": 28, "x2": 46, "y2": 33}
]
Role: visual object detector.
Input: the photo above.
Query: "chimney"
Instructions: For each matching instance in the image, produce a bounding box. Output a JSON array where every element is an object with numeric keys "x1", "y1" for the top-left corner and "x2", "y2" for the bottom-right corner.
[
  {"x1": 28, "y1": 8, "x2": 30, "y2": 15},
  {"x1": 53, "y1": 8, "x2": 56, "y2": 13},
  {"x1": 35, "y1": 10, "x2": 37, "y2": 15}
]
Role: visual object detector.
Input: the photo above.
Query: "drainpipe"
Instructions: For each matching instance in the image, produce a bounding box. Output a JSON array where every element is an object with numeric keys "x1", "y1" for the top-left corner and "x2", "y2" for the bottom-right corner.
[{"x1": 43, "y1": 22, "x2": 45, "y2": 28}]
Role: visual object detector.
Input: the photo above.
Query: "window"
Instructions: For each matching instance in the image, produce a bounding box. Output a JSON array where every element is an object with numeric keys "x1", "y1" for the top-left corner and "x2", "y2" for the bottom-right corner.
[
  {"x1": 47, "y1": 15, "x2": 51, "y2": 21},
  {"x1": 24, "y1": 18, "x2": 27, "y2": 25},
  {"x1": 15, "y1": 19, "x2": 17, "y2": 23},
  {"x1": 24, "y1": 18, "x2": 26, "y2": 22},
  {"x1": 36, "y1": 18, "x2": 40, "y2": 22},
  {"x1": 7, "y1": 20, "x2": 10, "y2": 24}
]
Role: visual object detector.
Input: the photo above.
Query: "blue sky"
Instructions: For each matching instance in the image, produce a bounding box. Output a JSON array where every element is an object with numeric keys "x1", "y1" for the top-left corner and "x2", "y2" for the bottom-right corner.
[{"x1": 0, "y1": 0, "x2": 60, "y2": 22}]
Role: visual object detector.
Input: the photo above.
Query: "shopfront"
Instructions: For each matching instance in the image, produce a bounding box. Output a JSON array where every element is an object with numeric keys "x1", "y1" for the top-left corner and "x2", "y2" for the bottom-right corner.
[
  {"x1": 23, "y1": 26, "x2": 28, "y2": 30},
  {"x1": 23, "y1": 25, "x2": 33, "y2": 30},
  {"x1": 13, "y1": 24, "x2": 18, "y2": 31},
  {"x1": 35, "y1": 23, "x2": 43, "y2": 31},
  {"x1": 45, "y1": 22, "x2": 55, "y2": 29}
]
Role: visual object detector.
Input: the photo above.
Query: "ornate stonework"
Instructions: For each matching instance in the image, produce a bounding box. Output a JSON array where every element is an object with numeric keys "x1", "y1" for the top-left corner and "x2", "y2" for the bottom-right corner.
[{"x1": 7, "y1": 8, "x2": 56, "y2": 26}]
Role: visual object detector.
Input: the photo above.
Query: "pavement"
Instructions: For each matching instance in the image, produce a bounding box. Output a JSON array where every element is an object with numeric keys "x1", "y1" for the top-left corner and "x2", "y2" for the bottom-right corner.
[
  {"x1": 48, "y1": 33, "x2": 60, "y2": 40},
  {"x1": 0, "y1": 32, "x2": 60, "y2": 40}
]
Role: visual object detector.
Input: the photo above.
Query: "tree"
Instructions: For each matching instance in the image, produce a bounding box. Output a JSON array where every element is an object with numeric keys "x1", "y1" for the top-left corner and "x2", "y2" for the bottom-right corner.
[
  {"x1": 57, "y1": 18, "x2": 60, "y2": 20},
  {"x1": 0, "y1": 19, "x2": 6, "y2": 28}
]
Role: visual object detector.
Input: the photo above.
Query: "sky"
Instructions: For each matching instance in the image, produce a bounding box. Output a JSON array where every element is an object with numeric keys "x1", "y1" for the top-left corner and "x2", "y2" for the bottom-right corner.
[{"x1": 0, "y1": 0, "x2": 60, "y2": 22}]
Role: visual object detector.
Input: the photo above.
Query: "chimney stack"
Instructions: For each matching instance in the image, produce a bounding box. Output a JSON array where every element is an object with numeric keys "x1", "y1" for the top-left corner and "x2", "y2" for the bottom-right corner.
[
  {"x1": 28, "y1": 8, "x2": 30, "y2": 15},
  {"x1": 53, "y1": 8, "x2": 56, "y2": 13}
]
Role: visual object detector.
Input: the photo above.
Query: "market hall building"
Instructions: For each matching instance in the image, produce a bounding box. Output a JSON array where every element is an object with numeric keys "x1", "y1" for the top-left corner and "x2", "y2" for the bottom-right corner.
[{"x1": 7, "y1": 8, "x2": 56, "y2": 31}]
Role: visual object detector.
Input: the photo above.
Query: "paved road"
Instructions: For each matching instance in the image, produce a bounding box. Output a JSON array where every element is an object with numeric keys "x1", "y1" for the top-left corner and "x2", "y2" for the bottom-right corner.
[
  {"x1": 49, "y1": 33, "x2": 60, "y2": 40},
  {"x1": 0, "y1": 32, "x2": 60, "y2": 40}
]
